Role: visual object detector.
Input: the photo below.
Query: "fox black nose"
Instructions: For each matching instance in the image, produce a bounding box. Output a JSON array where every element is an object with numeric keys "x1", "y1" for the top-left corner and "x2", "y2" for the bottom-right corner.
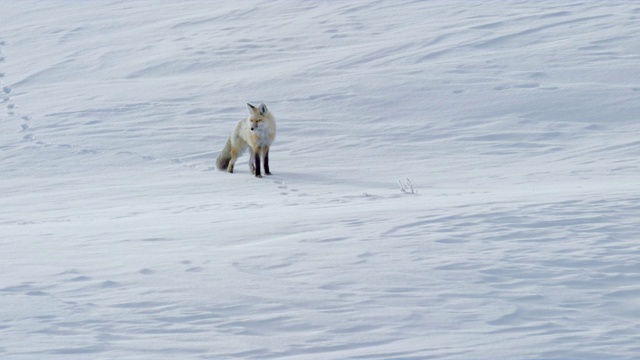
[{"x1": 251, "y1": 127, "x2": 255, "y2": 131}]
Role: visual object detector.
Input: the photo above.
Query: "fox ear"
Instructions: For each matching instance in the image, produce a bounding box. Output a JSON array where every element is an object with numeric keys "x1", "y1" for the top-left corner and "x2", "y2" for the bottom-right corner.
[
  {"x1": 247, "y1": 103, "x2": 260, "y2": 116},
  {"x1": 259, "y1": 103, "x2": 268, "y2": 115}
]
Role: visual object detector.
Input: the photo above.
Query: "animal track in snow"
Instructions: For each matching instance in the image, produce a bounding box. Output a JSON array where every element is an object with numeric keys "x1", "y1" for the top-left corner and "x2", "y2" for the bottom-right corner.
[
  {"x1": 1, "y1": 40, "x2": 35, "y2": 140},
  {"x1": 139, "y1": 268, "x2": 154, "y2": 275},
  {"x1": 181, "y1": 259, "x2": 207, "y2": 273},
  {"x1": 273, "y1": 179, "x2": 299, "y2": 196}
]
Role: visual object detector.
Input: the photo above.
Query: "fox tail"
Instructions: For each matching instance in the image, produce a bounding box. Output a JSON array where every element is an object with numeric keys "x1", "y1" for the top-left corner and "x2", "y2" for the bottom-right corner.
[{"x1": 216, "y1": 138, "x2": 233, "y2": 171}]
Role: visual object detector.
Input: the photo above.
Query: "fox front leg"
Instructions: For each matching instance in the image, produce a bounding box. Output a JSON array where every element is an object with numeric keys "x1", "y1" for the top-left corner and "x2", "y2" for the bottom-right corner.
[
  {"x1": 253, "y1": 150, "x2": 262, "y2": 178},
  {"x1": 249, "y1": 149, "x2": 262, "y2": 177},
  {"x1": 263, "y1": 148, "x2": 272, "y2": 176}
]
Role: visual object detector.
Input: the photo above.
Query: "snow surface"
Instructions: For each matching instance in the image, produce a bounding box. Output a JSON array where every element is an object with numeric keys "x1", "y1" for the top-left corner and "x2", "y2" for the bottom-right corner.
[{"x1": 1, "y1": 1, "x2": 640, "y2": 358}]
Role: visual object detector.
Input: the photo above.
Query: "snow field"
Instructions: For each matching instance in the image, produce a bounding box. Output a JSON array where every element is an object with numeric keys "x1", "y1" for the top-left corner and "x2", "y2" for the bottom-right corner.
[{"x1": 1, "y1": 1, "x2": 640, "y2": 358}]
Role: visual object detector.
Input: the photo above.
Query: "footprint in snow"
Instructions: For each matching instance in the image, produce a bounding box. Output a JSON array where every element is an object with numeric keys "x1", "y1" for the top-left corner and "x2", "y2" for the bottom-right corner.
[
  {"x1": 273, "y1": 180, "x2": 292, "y2": 196},
  {"x1": 26, "y1": 290, "x2": 49, "y2": 296},
  {"x1": 181, "y1": 260, "x2": 203, "y2": 272},
  {"x1": 139, "y1": 268, "x2": 154, "y2": 275},
  {"x1": 100, "y1": 280, "x2": 121, "y2": 288}
]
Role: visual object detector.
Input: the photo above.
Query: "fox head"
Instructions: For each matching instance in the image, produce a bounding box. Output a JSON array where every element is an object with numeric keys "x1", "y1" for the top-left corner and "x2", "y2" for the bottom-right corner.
[{"x1": 247, "y1": 103, "x2": 270, "y2": 131}]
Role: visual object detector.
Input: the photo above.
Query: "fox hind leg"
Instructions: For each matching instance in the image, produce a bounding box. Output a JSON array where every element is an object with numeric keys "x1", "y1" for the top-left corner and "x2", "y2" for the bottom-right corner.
[{"x1": 227, "y1": 147, "x2": 238, "y2": 173}]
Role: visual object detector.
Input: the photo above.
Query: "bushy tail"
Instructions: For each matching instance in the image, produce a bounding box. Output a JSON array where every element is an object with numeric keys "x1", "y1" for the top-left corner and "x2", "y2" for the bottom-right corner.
[{"x1": 216, "y1": 138, "x2": 232, "y2": 171}]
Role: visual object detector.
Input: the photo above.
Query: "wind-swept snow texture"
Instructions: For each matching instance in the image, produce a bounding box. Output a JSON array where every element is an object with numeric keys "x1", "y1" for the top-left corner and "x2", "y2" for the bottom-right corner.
[{"x1": 2, "y1": 1, "x2": 639, "y2": 359}]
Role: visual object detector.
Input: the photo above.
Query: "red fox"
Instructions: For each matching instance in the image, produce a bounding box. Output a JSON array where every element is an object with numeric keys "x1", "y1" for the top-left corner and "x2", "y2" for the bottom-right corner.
[{"x1": 216, "y1": 103, "x2": 276, "y2": 178}]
